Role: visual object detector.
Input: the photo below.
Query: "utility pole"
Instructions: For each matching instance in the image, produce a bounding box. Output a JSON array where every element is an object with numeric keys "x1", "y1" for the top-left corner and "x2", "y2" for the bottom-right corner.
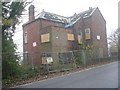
[
  {"x1": 118, "y1": 1, "x2": 120, "y2": 61},
  {"x1": 118, "y1": 2, "x2": 120, "y2": 89}
]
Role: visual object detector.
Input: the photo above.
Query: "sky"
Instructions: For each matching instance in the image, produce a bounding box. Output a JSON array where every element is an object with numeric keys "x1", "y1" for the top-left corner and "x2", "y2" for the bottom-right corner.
[{"x1": 13, "y1": 0, "x2": 119, "y2": 52}]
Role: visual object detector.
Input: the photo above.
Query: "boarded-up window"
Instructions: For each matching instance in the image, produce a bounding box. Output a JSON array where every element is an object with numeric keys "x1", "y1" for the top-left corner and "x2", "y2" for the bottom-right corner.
[
  {"x1": 41, "y1": 33, "x2": 50, "y2": 43},
  {"x1": 41, "y1": 53, "x2": 52, "y2": 64},
  {"x1": 85, "y1": 28, "x2": 91, "y2": 40},
  {"x1": 67, "y1": 33, "x2": 74, "y2": 41},
  {"x1": 42, "y1": 57, "x2": 47, "y2": 64}
]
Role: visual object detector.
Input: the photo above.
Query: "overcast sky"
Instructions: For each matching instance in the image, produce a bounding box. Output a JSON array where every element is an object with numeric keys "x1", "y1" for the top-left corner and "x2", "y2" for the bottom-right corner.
[{"x1": 13, "y1": 0, "x2": 119, "y2": 52}]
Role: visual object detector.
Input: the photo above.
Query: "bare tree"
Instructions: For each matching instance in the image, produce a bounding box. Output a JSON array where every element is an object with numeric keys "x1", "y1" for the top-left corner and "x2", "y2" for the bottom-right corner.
[
  {"x1": 108, "y1": 28, "x2": 120, "y2": 56},
  {"x1": 108, "y1": 29, "x2": 119, "y2": 47}
]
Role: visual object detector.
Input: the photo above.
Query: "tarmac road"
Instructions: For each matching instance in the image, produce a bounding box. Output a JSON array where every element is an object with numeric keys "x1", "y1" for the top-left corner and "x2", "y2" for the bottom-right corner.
[{"x1": 16, "y1": 62, "x2": 118, "y2": 88}]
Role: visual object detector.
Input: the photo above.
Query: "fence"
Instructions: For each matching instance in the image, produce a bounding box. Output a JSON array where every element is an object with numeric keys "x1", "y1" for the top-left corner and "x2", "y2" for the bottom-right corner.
[
  {"x1": 2, "y1": 49, "x2": 118, "y2": 87},
  {"x1": 39, "y1": 49, "x2": 118, "y2": 72},
  {"x1": 4, "y1": 49, "x2": 118, "y2": 74}
]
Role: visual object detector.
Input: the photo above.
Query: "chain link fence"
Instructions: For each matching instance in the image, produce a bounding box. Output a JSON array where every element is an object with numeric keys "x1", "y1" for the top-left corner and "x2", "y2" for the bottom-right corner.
[
  {"x1": 2, "y1": 48, "x2": 118, "y2": 87},
  {"x1": 40, "y1": 49, "x2": 118, "y2": 72},
  {"x1": 20, "y1": 48, "x2": 118, "y2": 74}
]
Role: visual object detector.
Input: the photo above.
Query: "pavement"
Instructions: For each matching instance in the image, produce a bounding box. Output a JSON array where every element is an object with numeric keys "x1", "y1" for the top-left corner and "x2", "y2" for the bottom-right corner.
[{"x1": 15, "y1": 62, "x2": 118, "y2": 88}]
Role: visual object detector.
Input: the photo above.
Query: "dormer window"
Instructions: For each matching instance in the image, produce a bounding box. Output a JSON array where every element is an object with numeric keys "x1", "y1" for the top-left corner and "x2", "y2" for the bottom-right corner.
[{"x1": 84, "y1": 13, "x2": 88, "y2": 16}]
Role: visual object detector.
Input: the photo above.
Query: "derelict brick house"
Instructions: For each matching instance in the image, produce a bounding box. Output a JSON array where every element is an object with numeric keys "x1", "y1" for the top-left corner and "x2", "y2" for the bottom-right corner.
[{"x1": 23, "y1": 5, "x2": 108, "y2": 65}]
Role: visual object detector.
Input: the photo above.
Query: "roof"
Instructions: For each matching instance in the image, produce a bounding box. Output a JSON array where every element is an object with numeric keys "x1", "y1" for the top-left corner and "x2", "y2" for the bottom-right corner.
[
  {"x1": 66, "y1": 7, "x2": 97, "y2": 27},
  {"x1": 36, "y1": 10, "x2": 69, "y2": 23},
  {"x1": 37, "y1": 7, "x2": 97, "y2": 28},
  {"x1": 23, "y1": 7, "x2": 97, "y2": 27}
]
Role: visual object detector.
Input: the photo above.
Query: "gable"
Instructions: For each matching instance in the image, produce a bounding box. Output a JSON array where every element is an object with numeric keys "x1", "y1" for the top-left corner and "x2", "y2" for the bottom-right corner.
[{"x1": 92, "y1": 8, "x2": 106, "y2": 23}]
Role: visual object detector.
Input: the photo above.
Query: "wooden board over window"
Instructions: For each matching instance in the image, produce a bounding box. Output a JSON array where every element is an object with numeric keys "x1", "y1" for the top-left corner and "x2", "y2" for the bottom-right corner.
[
  {"x1": 42, "y1": 57, "x2": 47, "y2": 64},
  {"x1": 41, "y1": 33, "x2": 50, "y2": 43},
  {"x1": 67, "y1": 33, "x2": 74, "y2": 41}
]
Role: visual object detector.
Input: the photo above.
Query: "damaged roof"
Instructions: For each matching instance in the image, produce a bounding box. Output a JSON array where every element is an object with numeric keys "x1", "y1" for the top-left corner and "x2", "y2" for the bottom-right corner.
[{"x1": 36, "y1": 7, "x2": 97, "y2": 28}]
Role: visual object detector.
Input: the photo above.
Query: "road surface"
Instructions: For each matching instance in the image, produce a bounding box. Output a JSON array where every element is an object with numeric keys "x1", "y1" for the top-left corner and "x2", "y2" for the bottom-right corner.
[{"x1": 16, "y1": 62, "x2": 118, "y2": 88}]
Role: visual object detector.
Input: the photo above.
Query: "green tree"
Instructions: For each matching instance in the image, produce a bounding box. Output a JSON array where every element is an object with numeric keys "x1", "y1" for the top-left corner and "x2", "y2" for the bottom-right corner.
[{"x1": 2, "y1": 1, "x2": 31, "y2": 80}]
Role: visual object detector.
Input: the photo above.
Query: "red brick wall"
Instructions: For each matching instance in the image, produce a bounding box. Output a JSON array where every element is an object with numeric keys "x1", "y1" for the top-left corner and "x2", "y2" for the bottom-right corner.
[
  {"x1": 73, "y1": 8, "x2": 108, "y2": 56},
  {"x1": 23, "y1": 8, "x2": 108, "y2": 65},
  {"x1": 51, "y1": 26, "x2": 74, "y2": 52},
  {"x1": 23, "y1": 19, "x2": 65, "y2": 65},
  {"x1": 91, "y1": 8, "x2": 108, "y2": 56},
  {"x1": 23, "y1": 20, "x2": 41, "y2": 65},
  {"x1": 40, "y1": 19, "x2": 64, "y2": 28}
]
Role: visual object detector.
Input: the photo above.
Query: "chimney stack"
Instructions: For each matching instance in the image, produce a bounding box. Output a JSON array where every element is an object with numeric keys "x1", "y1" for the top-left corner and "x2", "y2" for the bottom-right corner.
[
  {"x1": 89, "y1": 7, "x2": 92, "y2": 10},
  {"x1": 29, "y1": 5, "x2": 35, "y2": 22}
]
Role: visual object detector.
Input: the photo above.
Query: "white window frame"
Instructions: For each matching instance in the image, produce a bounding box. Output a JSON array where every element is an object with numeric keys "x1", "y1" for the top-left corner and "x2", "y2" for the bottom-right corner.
[
  {"x1": 85, "y1": 28, "x2": 91, "y2": 40},
  {"x1": 24, "y1": 32, "x2": 27, "y2": 44},
  {"x1": 85, "y1": 28, "x2": 90, "y2": 34}
]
